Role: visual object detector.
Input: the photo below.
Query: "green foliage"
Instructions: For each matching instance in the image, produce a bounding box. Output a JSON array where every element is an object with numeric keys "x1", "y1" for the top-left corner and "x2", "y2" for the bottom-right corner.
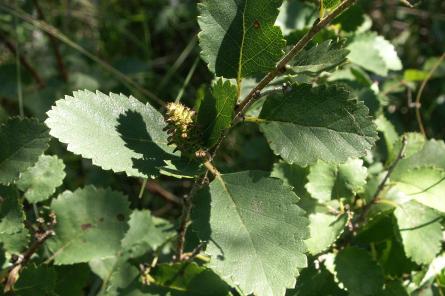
[
  {"x1": 259, "y1": 84, "x2": 378, "y2": 166},
  {"x1": 335, "y1": 247, "x2": 384, "y2": 295},
  {"x1": 0, "y1": 117, "x2": 50, "y2": 185},
  {"x1": 16, "y1": 155, "x2": 65, "y2": 203},
  {"x1": 47, "y1": 186, "x2": 131, "y2": 264},
  {"x1": 45, "y1": 90, "x2": 177, "y2": 178},
  {"x1": 192, "y1": 171, "x2": 308, "y2": 296},
  {"x1": 1, "y1": 0, "x2": 445, "y2": 295},
  {"x1": 198, "y1": 78, "x2": 238, "y2": 147},
  {"x1": 198, "y1": 0, "x2": 285, "y2": 79}
]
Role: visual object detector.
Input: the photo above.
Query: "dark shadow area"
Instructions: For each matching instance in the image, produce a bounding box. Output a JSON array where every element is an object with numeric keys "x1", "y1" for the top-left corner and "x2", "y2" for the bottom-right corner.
[{"x1": 116, "y1": 110, "x2": 202, "y2": 178}]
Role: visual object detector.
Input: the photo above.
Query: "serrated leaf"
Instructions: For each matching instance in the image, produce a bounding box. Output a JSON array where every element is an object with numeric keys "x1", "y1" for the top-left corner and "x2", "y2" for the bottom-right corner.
[
  {"x1": 392, "y1": 139, "x2": 445, "y2": 178},
  {"x1": 90, "y1": 257, "x2": 140, "y2": 296},
  {"x1": 292, "y1": 40, "x2": 349, "y2": 75},
  {"x1": 0, "y1": 185, "x2": 29, "y2": 253},
  {"x1": 389, "y1": 133, "x2": 425, "y2": 164},
  {"x1": 45, "y1": 90, "x2": 178, "y2": 178},
  {"x1": 305, "y1": 212, "x2": 348, "y2": 255},
  {"x1": 16, "y1": 155, "x2": 65, "y2": 203},
  {"x1": 198, "y1": 0, "x2": 285, "y2": 79},
  {"x1": 192, "y1": 171, "x2": 308, "y2": 296},
  {"x1": 197, "y1": 78, "x2": 237, "y2": 147},
  {"x1": 259, "y1": 84, "x2": 377, "y2": 166},
  {"x1": 121, "y1": 210, "x2": 175, "y2": 259},
  {"x1": 275, "y1": 0, "x2": 317, "y2": 35},
  {"x1": 0, "y1": 117, "x2": 50, "y2": 185},
  {"x1": 394, "y1": 201, "x2": 442, "y2": 265},
  {"x1": 271, "y1": 161, "x2": 311, "y2": 199},
  {"x1": 47, "y1": 186, "x2": 130, "y2": 264},
  {"x1": 391, "y1": 167, "x2": 445, "y2": 213},
  {"x1": 13, "y1": 264, "x2": 57, "y2": 296},
  {"x1": 335, "y1": 247, "x2": 384, "y2": 296},
  {"x1": 306, "y1": 159, "x2": 367, "y2": 202},
  {"x1": 347, "y1": 32, "x2": 402, "y2": 76},
  {"x1": 375, "y1": 115, "x2": 399, "y2": 159}
]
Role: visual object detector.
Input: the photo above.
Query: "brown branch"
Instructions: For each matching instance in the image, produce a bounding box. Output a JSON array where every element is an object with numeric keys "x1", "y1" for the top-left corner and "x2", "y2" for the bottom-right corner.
[
  {"x1": 234, "y1": 0, "x2": 357, "y2": 124},
  {"x1": 146, "y1": 180, "x2": 182, "y2": 205},
  {"x1": 0, "y1": 31, "x2": 45, "y2": 88},
  {"x1": 353, "y1": 135, "x2": 408, "y2": 231},
  {"x1": 4, "y1": 229, "x2": 54, "y2": 293},
  {"x1": 32, "y1": 0, "x2": 68, "y2": 82}
]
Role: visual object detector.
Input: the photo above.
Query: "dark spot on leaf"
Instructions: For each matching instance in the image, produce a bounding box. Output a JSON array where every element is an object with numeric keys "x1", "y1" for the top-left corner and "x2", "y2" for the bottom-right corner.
[
  {"x1": 253, "y1": 20, "x2": 260, "y2": 29},
  {"x1": 99, "y1": 217, "x2": 104, "y2": 222},
  {"x1": 81, "y1": 223, "x2": 92, "y2": 231},
  {"x1": 116, "y1": 214, "x2": 125, "y2": 221}
]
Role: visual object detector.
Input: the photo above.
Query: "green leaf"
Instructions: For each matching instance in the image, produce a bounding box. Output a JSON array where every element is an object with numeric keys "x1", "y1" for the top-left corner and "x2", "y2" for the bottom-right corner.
[
  {"x1": 271, "y1": 161, "x2": 311, "y2": 199},
  {"x1": 89, "y1": 257, "x2": 140, "y2": 296},
  {"x1": 47, "y1": 186, "x2": 130, "y2": 264},
  {"x1": 0, "y1": 185, "x2": 29, "y2": 253},
  {"x1": 389, "y1": 133, "x2": 425, "y2": 164},
  {"x1": 198, "y1": 0, "x2": 285, "y2": 79},
  {"x1": 305, "y1": 211, "x2": 348, "y2": 256},
  {"x1": 275, "y1": 0, "x2": 317, "y2": 35},
  {"x1": 291, "y1": 40, "x2": 349, "y2": 75},
  {"x1": 347, "y1": 32, "x2": 402, "y2": 76},
  {"x1": 290, "y1": 263, "x2": 347, "y2": 296},
  {"x1": 45, "y1": 90, "x2": 178, "y2": 178},
  {"x1": 16, "y1": 155, "x2": 66, "y2": 203},
  {"x1": 394, "y1": 201, "x2": 442, "y2": 265},
  {"x1": 192, "y1": 171, "x2": 308, "y2": 296},
  {"x1": 391, "y1": 167, "x2": 445, "y2": 213},
  {"x1": 392, "y1": 139, "x2": 445, "y2": 179},
  {"x1": 375, "y1": 115, "x2": 399, "y2": 159},
  {"x1": 380, "y1": 280, "x2": 409, "y2": 296},
  {"x1": 0, "y1": 117, "x2": 50, "y2": 185},
  {"x1": 306, "y1": 158, "x2": 367, "y2": 202},
  {"x1": 150, "y1": 263, "x2": 232, "y2": 295},
  {"x1": 54, "y1": 264, "x2": 91, "y2": 296},
  {"x1": 335, "y1": 247, "x2": 384, "y2": 296},
  {"x1": 197, "y1": 78, "x2": 237, "y2": 147},
  {"x1": 14, "y1": 264, "x2": 57, "y2": 296},
  {"x1": 259, "y1": 84, "x2": 377, "y2": 166},
  {"x1": 121, "y1": 210, "x2": 175, "y2": 259}
]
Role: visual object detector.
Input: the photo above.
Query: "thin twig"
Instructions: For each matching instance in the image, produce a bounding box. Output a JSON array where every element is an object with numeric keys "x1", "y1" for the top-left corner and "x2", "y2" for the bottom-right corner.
[
  {"x1": 353, "y1": 135, "x2": 408, "y2": 229},
  {"x1": 0, "y1": 33, "x2": 45, "y2": 88},
  {"x1": 234, "y1": 0, "x2": 357, "y2": 124},
  {"x1": 175, "y1": 171, "x2": 208, "y2": 262},
  {"x1": 4, "y1": 229, "x2": 54, "y2": 292},
  {"x1": 146, "y1": 180, "x2": 182, "y2": 205},
  {"x1": 175, "y1": 56, "x2": 200, "y2": 103},
  {"x1": 415, "y1": 52, "x2": 445, "y2": 137},
  {"x1": 32, "y1": 0, "x2": 68, "y2": 81}
]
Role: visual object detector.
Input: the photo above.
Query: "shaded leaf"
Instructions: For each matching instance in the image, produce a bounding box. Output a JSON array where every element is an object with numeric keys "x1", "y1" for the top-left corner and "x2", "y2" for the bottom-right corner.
[
  {"x1": 16, "y1": 155, "x2": 65, "y2": 203},
  {"x1": 259, "y1": 84, "x2": 377, "y2": 166},
  {"x1": 192, "y1": 171, "x2": 308, "y2": 296},
  {"x1": 13, "y1": 265, "x2": 57, "y2": 296},
  {"x1": 292, "y1": 39, "x2": 349, "y2": 75},
  {"x1": 335, "y1": 247, "x2": 384, "y2": 296},
  {"x1": 198, "y1": 78, "x2": 237, "y2": 147},
  {"x1": 0, "y1": 117, "x2": 50, "y2": 185},
  {"x1": 198, "y1": 0, "x2": 285, "y2": 79},
  {"x1": 47, "y1": 186, "x2": 130, "y2": 264}
]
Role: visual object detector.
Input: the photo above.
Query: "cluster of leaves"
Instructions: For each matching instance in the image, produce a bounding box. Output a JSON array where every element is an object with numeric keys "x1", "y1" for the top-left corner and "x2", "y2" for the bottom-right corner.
[{"x1": 0, "y1": 0, "x2": 445, "y2": 295}]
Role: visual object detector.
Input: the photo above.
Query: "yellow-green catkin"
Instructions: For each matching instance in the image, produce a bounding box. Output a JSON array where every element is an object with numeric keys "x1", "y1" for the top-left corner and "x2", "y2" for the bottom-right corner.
[{"x1": 164, "y1": 102, "x2": 205, "y2": 159}]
